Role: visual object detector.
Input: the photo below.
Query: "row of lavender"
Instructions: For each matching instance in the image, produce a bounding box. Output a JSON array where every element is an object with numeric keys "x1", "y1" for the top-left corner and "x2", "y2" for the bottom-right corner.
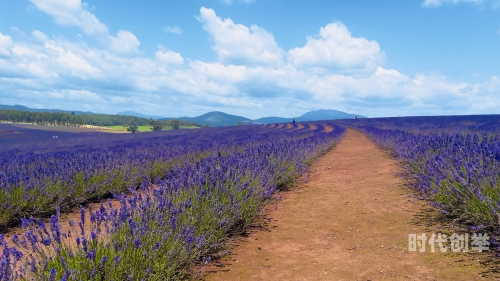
[
  {"x1": 0, "y1": 123, "x2": 325, "y2": 229},
  {"x1": 0, "y1": 123, "x2": 345, "y2": 280},
  {"x1": 338, "y1": 115, "x2": 500, "y2": 234}
]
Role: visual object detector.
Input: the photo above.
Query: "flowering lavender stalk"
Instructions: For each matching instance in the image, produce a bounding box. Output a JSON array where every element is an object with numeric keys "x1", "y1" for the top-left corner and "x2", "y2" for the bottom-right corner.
[
  {"x1": 1, "y1": 123, "x2": 346, "y2": 280},
  {"x1": 338, "y1": 115, "x2": 500, "y2": 235}
]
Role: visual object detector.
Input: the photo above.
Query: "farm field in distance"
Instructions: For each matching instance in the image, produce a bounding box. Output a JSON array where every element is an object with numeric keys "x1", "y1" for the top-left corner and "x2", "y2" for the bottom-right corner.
[
  {"x1": 1, "y1": 115, "x2": 500, "y2": 280},
  {"x1": 0, "y1": 123, "x2": 205, "y2": 153},
  {"x1": 105, "y1": 125, "x2": 200, "y2": 132}
]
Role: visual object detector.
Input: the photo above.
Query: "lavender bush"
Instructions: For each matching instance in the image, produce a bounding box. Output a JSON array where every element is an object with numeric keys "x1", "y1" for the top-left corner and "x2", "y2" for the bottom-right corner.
[
  {"x1": 337, "y1": 115, "x2": 500, "y2": 233},
  {"x1": 0, "y1": 123, "x2": 345, "y2": 280}
]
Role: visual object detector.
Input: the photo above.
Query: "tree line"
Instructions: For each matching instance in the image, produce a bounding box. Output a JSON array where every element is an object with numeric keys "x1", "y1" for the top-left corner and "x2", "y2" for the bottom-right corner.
[{"x1": 0, "y1": 109, "x2": 201, "y2": 129}]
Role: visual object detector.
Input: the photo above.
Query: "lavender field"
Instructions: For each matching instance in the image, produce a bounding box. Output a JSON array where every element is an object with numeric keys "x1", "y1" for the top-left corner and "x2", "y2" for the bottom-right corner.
[
  {"x1": 0, "y1": 122, "x2": 345, "y2": 280},
  {"x1": 337, "y1": 115, "x2": 500, "y2": 238},
  {"x1": 2, "y1": 115, "x2": 500, "y2": 280}
]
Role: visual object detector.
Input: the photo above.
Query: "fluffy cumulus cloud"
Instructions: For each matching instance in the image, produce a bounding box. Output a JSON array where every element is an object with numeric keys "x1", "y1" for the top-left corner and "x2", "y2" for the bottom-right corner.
[
  {"x1": 197, "y1": 7, "x2": 285, "y2": 66},
  {"x1": 109, "y1": 30, "x2": 140, "y2": 54},
  {"x1": 155, "y1": 46, "x2": 184, "y2": 65},
  {"x1": 30, "y1": 0, "x2": 140, "y2": 54},
  {"x1": 30, "y1": 0, "x2": 108, "y2": 36},
  {"x1": 288, "y1": 23, "x2": 384, "y2": 72},
  {"x1": 0, "y1": 6, "x2": 499, "y2": 118}
]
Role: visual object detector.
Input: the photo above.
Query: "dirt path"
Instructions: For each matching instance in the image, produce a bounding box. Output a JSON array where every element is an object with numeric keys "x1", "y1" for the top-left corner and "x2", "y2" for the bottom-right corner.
[{"x1": 201, "y1": 129, "x2": 496, "y2": 280}]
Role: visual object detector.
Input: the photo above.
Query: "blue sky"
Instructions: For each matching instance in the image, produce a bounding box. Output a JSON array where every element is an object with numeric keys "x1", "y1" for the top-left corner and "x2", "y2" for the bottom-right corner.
[{"x1": 0, "y1": 0, "x2": 499, "y2": 118}]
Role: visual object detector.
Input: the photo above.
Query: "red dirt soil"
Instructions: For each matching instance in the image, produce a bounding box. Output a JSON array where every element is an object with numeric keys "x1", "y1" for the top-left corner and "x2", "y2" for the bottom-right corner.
[
  {"x1": 199, "y1": 129, "x2": 497, "y2": 281},
  {"x1": 324, "y1": 125, "x2": 333, "y2": 132}
]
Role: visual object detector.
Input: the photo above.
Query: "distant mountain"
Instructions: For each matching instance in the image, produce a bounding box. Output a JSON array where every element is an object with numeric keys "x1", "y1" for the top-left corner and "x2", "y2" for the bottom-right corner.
[
  {"x1": 117, "y1": 111, "x2": 165, "y2": 120},
  {"x1": 0, "y1": 104, "x2": 94, "y2": 115},
  {"x1": 253, "y1": 116, "x2": 292, "y2": 123},
  {"x1": 174, "y1": 111, "x2": 250, "y2": 127},
  {"x1": 168, "y1": 109, "x2": 363, "y2": 127},
  {"x1": 297, "y1": 109, "x2": 365, "y2": 121},
  {"x1": 252, "y1": 109, "x2": 364, "y2": 124},
  {"x1": 0, "y1": 104, "x2": 31, "y2": 111},
  {"x1": 1, "y1": 104, "x2": 364, "y2": 125}
]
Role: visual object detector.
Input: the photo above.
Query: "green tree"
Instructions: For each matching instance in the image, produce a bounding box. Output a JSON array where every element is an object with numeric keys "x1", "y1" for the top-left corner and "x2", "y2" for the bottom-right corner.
[
  {"x1": 127, "y1": 120, "x2": 139, "y2": 133},
  {"x1": 151, "y1": 120, "x2": 163, "y2": 131},
  {"x1": 170, "y1": 119, "x2": 180, "y2": 130},
  {"x1": 204, "y1": 124, "x2": 211, "y2": 128}
]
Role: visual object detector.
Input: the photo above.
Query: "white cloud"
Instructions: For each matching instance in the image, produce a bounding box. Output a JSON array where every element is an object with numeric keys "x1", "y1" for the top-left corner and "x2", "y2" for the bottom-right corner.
[
  {"x1": 54, "y1": 50, "x2": 101, "y2": 78},
  {"x1": 287, "y1": 23, "x2": 384, "y2": 72},
  {"x1": 155, "y1": 47, "x2": 184, "y2": 65},
  {"x1": 109, "y1": 30, "x2": 140, "y2": 54},
  {"x1": 69, "y1": 89, "x2": 105, "y2": 102},
  {"x1": 30, "y1": 0, "x2": 141, "y2": 54},
  {"x1": 1, "y1": 7, "x2": 499, "y2": 118},
  {"x1": 47, "y1": 89, "x2": 104, "y2": 102},
  {"x1": 163, "y1": 26, "x2": 182, "y2": 34},
  {"x1": 32, "y1": 30, "x2": 49, "y2": 42},
  {"x1": 30, "y1": 0, "x2": 108, "y2": 36},
  {"x1": 0, "y1": 32, "x2": 13, "y2": 55},
  {"x1": 197, "y1": 7, "x2": 284, "y2": 66},
  {"x1": 422, "y1": 0, "x2": 499, "y2": 7}
]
